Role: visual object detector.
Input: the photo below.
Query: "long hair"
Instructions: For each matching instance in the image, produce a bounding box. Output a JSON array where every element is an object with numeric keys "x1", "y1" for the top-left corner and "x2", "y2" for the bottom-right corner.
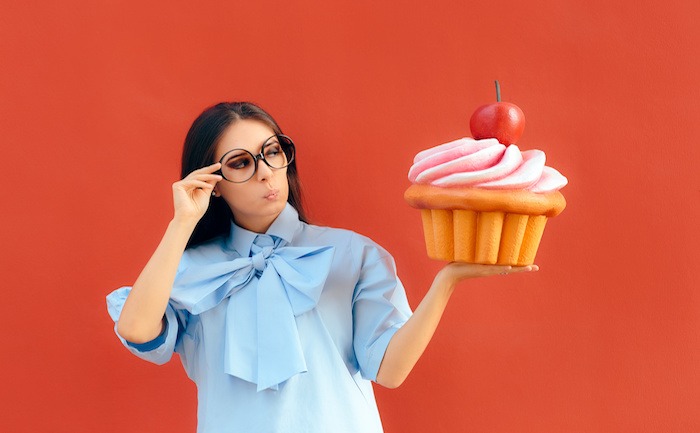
[{"x1": 181, "y1": 102, "x2": 308, "y2": 248}]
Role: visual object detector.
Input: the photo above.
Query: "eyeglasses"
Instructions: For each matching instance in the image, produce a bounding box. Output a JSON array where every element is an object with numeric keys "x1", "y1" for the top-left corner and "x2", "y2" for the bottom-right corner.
[{"x1": 215, "y1": 134, "x2": 295, "y2": 183}]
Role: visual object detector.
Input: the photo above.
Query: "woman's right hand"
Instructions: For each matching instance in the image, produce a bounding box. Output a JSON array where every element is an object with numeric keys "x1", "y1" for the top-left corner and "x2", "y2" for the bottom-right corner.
[{"x1": 171, "y1": 162, "x2": 223, "y2": 222}]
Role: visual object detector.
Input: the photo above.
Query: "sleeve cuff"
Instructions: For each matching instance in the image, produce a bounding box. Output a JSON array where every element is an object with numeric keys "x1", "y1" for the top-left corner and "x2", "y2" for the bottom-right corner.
[
  {"x1": 363, "y1": 324, "x2": 402, "y2": 382},
  {"x1": 125, "y1": 319, "x2": 169, "y2": 352}
]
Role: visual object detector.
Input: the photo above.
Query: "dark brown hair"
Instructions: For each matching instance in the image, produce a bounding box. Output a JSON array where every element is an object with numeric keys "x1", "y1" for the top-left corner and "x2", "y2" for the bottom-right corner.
[{"x1": 181, "y1": 102, "x2": 308, "y2": 248}]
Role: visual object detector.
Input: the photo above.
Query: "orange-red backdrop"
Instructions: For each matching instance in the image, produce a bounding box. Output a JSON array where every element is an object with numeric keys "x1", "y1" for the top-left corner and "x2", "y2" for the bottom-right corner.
[{"x1": 2, "y1": 1, "x2": 698, "y2": 432}]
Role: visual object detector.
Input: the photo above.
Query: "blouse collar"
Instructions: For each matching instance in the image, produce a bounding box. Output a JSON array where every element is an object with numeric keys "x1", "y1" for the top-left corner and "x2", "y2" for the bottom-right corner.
[{"x1": 226, "y1": 203, "x2": 302, "y2": 257}]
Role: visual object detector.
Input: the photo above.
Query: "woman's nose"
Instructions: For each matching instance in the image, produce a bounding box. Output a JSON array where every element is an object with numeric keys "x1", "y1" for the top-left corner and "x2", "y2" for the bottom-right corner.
[{"x1": 255, "y1": 157, "x2": 272, "y2": 181}]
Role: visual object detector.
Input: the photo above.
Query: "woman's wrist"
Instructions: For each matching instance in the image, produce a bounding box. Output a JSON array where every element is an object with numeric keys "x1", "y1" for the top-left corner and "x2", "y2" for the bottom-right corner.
[
  {"x1": 170, "y1": 214, "x2": 201, "y2": 231},
  {"x1": 167, "y1": 216, "x2": 200, "y2": 247},
  {"x1": 432, "y1": 266, "x2": 459, "y2": 298}
]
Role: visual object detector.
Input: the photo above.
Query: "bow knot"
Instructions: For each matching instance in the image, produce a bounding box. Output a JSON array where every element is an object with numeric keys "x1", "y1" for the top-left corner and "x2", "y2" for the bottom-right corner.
[
  {"x1": 170, "y1": 237, "x2": 335, "y2": 391},
  {"x1": 251, "y1": 235, "x2": 276, "y2": 272}
]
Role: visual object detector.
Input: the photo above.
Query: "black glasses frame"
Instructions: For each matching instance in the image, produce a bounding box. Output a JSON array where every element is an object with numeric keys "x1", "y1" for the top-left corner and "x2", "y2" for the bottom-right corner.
[{"x1": 215, "y1": 134, "x2": 296, "y2": 183}]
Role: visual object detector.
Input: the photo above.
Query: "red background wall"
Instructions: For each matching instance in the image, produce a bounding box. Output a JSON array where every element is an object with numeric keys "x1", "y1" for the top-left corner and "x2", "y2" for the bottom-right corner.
[{"x1": 1, "y1": 1, "x2": 698, "y2": 432}]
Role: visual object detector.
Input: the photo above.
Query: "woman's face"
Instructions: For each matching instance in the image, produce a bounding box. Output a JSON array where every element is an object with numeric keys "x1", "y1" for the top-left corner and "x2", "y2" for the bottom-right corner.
[{"x1": 213, "y1": 119, "x2": 290, "y2": 233}]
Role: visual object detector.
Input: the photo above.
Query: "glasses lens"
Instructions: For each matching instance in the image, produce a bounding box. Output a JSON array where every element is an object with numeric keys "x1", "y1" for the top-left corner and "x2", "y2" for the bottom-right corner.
[
  {"x1": 221, "y1": 150, "x2": 256, "y2": 182},
  {"x1": 263, "y1": 135, "x2": 295, "y2": 169}
]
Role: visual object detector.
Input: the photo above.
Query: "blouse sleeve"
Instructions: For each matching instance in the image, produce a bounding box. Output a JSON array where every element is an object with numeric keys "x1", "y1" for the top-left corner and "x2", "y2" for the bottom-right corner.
[
  {"x1": 105, "y1": 286, "x2": 188, "y2": 365},
  {"x1": 351, "y1": 242, "x2": 412, "y2": 381}
]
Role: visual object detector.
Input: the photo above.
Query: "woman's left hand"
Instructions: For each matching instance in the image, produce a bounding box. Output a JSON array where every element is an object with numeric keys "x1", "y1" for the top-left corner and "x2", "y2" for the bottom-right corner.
[{"x1": 437, "y1": 262, "x2": 539, "y2": 288}]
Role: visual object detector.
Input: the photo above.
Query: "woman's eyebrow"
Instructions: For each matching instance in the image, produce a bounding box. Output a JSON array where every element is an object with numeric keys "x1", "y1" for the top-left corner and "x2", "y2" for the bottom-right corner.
[
  {"x1": 221, "y1": 148, "x2": 248, "y2": 158},
  {"x1": 248, "y1": 135, "x2": 276, "y2": 152},
  {"x1": 256, "y1": 135, "x2": 279, "y2": 152},
  {"x1": 220, "y1": 136, "x2": 273, "y2": 159}
]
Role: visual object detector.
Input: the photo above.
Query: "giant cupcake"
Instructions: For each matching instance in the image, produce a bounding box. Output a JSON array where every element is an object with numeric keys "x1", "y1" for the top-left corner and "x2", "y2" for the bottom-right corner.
[{"x1": 404, "y1": 88, "x2": 567, "y2": 266}]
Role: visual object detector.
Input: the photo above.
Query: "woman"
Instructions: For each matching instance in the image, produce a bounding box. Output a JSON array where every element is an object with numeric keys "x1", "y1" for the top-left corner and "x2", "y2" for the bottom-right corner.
[{"x1": 107, "y1": 102, "x2": 537, "y2": 432}]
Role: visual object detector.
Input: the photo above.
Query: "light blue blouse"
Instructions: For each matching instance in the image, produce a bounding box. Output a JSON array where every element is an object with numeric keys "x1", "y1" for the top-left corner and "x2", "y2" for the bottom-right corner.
[{"x1": 106, "y1": 204, "x2": 412, "y2": 433}]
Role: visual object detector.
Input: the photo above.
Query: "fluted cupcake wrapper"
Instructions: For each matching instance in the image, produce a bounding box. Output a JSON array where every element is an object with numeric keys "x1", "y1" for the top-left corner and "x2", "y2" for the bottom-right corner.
[{"x1": 420, "y1": 209, "x2": 548, "y2": 265}]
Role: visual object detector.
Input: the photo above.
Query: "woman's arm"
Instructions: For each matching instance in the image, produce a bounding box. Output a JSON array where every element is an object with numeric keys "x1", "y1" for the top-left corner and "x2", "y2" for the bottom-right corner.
[
  {"x1": 116, "y1": 163, "x2": 222, "y2": 344},
  {"x1": 375, "y1": 263, "x2": 538, "y2": 388}
]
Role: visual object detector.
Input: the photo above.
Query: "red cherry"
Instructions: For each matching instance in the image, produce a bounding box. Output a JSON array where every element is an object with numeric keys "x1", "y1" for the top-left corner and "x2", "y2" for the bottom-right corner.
[{"x1": 470, "y1": 81, "x2": 525, "y2": 145}]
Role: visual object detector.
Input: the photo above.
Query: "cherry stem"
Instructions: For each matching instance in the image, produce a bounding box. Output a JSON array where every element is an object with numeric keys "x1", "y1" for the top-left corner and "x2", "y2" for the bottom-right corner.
[{"x1": 495, "y1": 80, "x2": 501, "y2": 102}]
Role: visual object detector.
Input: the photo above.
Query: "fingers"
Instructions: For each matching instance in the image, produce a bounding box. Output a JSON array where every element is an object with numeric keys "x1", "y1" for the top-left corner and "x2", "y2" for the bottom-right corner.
[
  {"x1": 176, "y1": 179, "x2": 217, "y2": 191},
  {"x1": 500, "y1": 264, "x2": 539, "y2": 275},
  {"x1": 176, "y1": 164, "x2": 223, "y2": 190},
  {"x1": 186, "y1": 162, "x2": 222, "y2": 177},
  {"x1": 441, "y1": 262, "x2": 539, "y2": 282},
  {"x1": 190, "y1": 174, "x2": 223, "y2": 181}
]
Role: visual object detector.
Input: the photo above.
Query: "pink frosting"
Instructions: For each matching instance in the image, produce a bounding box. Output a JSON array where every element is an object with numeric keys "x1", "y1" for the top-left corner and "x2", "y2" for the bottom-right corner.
[{"x1": 408, "y1": 137, "x2": 567, "y2": 193}]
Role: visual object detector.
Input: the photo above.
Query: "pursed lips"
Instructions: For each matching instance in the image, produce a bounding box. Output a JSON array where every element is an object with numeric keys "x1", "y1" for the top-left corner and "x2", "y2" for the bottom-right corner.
[{"x1": 264, "y1": 189, "x2": 279, "y2": 199}]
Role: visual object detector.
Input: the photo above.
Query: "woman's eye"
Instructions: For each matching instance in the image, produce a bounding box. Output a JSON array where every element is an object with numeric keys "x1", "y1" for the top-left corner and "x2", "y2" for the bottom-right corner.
[
  {"x1": 265, "y1": 145, "x2": 282, "y2": 158},
  {"x1": 226, "y1": 157, "x2": 250, "y2": 169}
]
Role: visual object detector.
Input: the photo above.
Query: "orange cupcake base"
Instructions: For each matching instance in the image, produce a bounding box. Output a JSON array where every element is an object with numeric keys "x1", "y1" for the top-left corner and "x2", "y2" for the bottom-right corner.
[
  {"x1": 420, "y1": 209, "x2": 547, "y2": 265},
  {"x1": 405, "y1": 185, "x2": 565, "y2": 266}
]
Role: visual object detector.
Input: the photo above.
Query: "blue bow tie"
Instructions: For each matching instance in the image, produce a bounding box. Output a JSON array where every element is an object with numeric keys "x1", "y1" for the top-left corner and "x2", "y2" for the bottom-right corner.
[{"x1": 170, "y1": 234, "x2": 335, "y2": 391}]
